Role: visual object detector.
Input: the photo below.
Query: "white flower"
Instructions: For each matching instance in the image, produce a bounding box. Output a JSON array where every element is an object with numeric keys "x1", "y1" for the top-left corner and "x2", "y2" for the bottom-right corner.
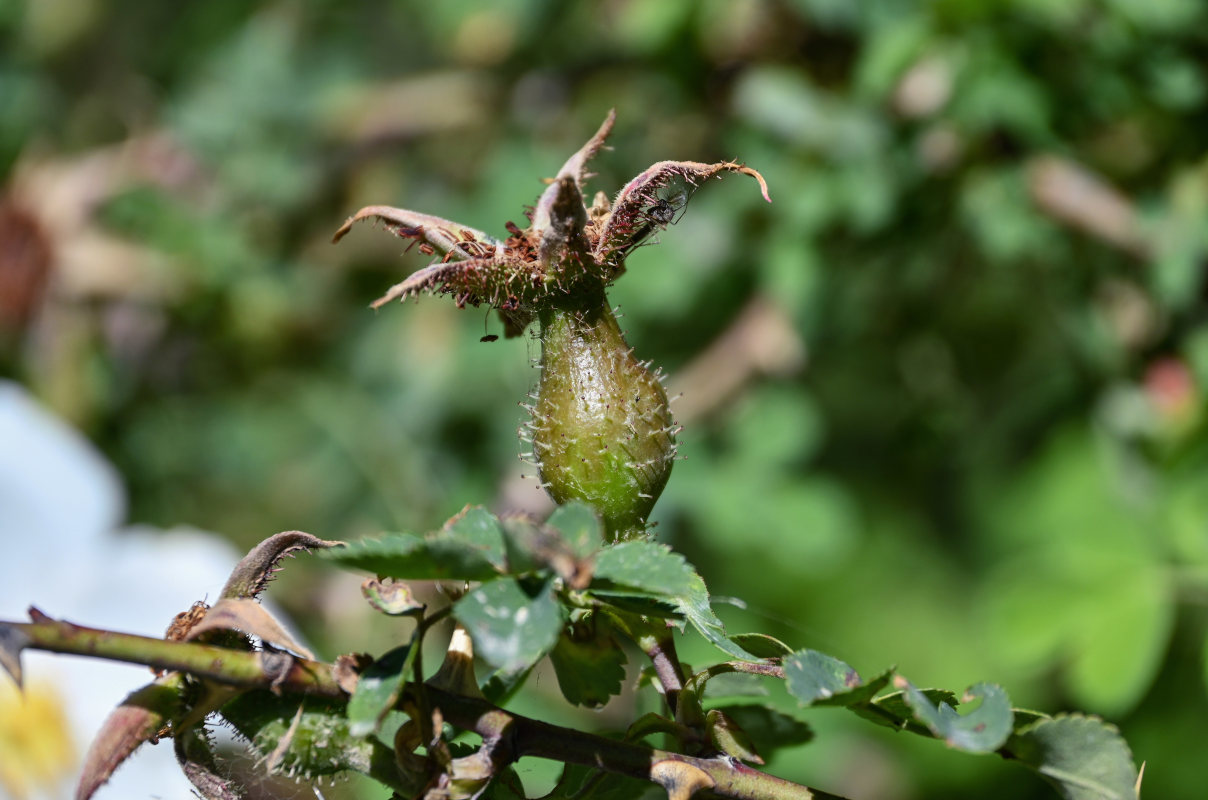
[{"x1": 0, "y1": 381, "x2": 241, "y2": 800}]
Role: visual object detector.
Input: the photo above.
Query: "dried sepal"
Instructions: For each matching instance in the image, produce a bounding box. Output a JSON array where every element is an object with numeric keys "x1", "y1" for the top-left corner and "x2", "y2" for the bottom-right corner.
[
  {"x1": 219, "y1": 530, "x2": 343, "y2": 601},
  {"x1": 76, "y1": 672, "x2": 186, "y2": 800},
  {"x1": 370, "y1": 254, "x2": 536, "y2": 310},
  {"x1": 597, "y1": 160, "x2": 771, "y2": 262},
  {"x1": 184, "y1": 598, "x2": 313, "y2": 660},
  {"x1": 556, "y1": 109, "x2": 616, "y2": 193},
  {"x1": 332, "y1": 205, "x2": 501, "y2": 260},
  {"x1": 536, "y1": 176, "x2": 591, "y2": 274}
]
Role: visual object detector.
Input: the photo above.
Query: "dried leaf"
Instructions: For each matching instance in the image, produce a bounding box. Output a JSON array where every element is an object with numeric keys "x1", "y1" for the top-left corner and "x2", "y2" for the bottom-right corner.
[
  {"x1": 361, "y1": 577, "x2": 425, "y2": 616},
  {"x1": 332, "y1": 652, "x2": 373, "y2": 694}
]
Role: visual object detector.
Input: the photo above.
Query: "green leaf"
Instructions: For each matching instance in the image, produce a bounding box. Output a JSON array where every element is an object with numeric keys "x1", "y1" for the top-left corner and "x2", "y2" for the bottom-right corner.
[
  {"x1": 346, "y1": 644, "x2": 413, "y2": 737},
  {"x1": 454, "y1": 578, "x2": 565, "y2": 673},
  {"x1": 444, "y1": 505, "x2": 507, "y2": 569},
  {"x1": 706, "y1": 708, "x2": 765, "y2": 764},
  {"x1": 479, "y1": 665, "x2": 533, "y2": 706},
  {"x1": 323, "y1": 533, "x2": 501, "y2": 581},
  {"x1": 592, "y1": 541, "x2": 697, "y2": 597},
  {"x1": 676, "y1": 572, "x2": 759, "y2": 661},
  {"x1": 784, "y1": 650, "x2": 890, "y2": 707},
  {"x1": 1004, "y1": 714, "x2": 1139, "y2": 800},
  {"x1": 546, "y1": 502, "x2": 605, "y2": 558},
  {"x1": 729, "y1": 632, "x2": 795, "y2": 659},
  {"x1": 853, "y1": 688, "x2": 959, "y2": 733},
  {"x1": 710, "y1": 704, "x2": 814, "y2": 758},
  {"x1": 549, "y1": 623, "x2": 628, "y2": 707},
  {"x1": 899, "y1": 679, "x2": 1013, "y2": 753}
]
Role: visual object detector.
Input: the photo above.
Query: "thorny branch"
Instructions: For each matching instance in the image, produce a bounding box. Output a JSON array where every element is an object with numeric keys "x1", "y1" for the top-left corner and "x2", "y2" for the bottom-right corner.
[{"x1": 0, "y1": 613, "x2": 850, "y2": 800}]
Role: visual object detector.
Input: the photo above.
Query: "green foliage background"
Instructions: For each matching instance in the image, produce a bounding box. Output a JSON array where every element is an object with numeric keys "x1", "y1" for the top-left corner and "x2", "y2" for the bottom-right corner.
[{"x1": 3, "y1": 1, "x2": 1207, "y2": 798}]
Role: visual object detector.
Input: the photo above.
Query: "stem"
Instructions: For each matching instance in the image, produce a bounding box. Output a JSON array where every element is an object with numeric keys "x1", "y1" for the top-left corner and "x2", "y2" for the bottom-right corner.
[
  {"x1": 2, "y1": 615, "x2": 851, "y2": 800},
  {"x1": 639, "y1": 626, "x2": 687, "y2": 716},
  {"x1": 3, "y1": 614, "x2": 342, "y2": 697}
]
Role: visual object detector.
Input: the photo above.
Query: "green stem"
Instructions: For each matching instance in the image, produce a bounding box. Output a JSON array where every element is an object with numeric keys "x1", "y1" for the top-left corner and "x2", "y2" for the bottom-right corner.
[{"x1": 2, "y1": 615, "x2": 850, "y2": 800}]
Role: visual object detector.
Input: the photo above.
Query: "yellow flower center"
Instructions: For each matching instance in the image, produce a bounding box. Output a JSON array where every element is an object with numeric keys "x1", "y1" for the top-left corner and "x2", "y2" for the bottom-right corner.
[{"x1": 0, "y1": 679, "x2": 77, "y2": 800}]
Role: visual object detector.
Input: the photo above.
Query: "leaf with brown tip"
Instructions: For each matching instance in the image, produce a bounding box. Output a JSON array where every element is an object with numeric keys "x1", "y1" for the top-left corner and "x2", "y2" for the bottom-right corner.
[{"x1": 76, "y1": 673, "x2": 185, "y2": 800}]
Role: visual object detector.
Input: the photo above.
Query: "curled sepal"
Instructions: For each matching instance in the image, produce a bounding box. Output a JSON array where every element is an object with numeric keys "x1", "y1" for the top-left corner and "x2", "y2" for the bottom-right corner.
[
  {"x1": 332, "y1": 206, "x2": 501, "y2": 261},
  {"x1": 219, "y1": 531, "x2": 343, "y2": 601},
  {"x1": 554, "y1": 110, "x2": 616, "y2": 195},
  {"x1": 535, "y1": 176, "x2": 591, "y2": 276},
  {"x1": 368, "y1": 254, "x2": 541, "y2": 311},
  {"x1": 76, "y1": 672, "x2": 185, "y2": 800},
  {"x1": 184, "y1": 598, "x2": 313, "y2": 659},
  {"x1": 597, "y1": 160, "x2": 771, "y2": 265}
]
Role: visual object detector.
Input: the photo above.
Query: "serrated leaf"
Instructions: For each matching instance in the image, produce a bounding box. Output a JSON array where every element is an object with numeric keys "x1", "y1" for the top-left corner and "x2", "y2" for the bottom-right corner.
[
  {"x1": 500, "y1": 515, "x2": 592, "y2": 586},
  {"x1": 899, "y1": 680, "x2": 1013, "y2": 753},
  {"x1": 592, "y1": 542, "x2": 697, "y2": 597},
  {"x1": 479, "y1": 665, "x2": 533, "y2": 706},
  {"x1": 444, "y1": 505, "x2": 507, "y2": 569},
  {"x1": 346, "y1": 644, "x2": 413, "y2": 737},
  {"x1": 322, "y1": 532, "x2": 501, "y2": 581},
  {"x1": 1005, "y1": 714, "x2": 1139, "y2": 800},
  {"x1": 784, "y1": 650, "x2": 890, "y2": 707},
  {"x1": 454, "y1": 578, "x2": 565, "y2": 673},
  {"x1": 549, "y1": 624, "x2": 627, "y2": 707},
  {"x1": 677, "y1": 572, "x2": 759, "y2": 661},
  {"x1": 712, "y1": 704, "x2": 814, "y2": 757},
  {"x1": 546, "y1": 502, "x2": 605, "y2": 558},
  {"x1": 729, "y1": 633, "x2": 795, "y2": 659},
  {"x1": 853, "y1": 688, "x2": 959, "y2": 732}
]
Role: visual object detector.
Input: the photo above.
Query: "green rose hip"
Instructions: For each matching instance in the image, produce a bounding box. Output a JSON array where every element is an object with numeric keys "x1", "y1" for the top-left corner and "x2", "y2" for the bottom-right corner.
[{"x1": 333, "y1": 110, "x2": 769, "y2": 539}]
